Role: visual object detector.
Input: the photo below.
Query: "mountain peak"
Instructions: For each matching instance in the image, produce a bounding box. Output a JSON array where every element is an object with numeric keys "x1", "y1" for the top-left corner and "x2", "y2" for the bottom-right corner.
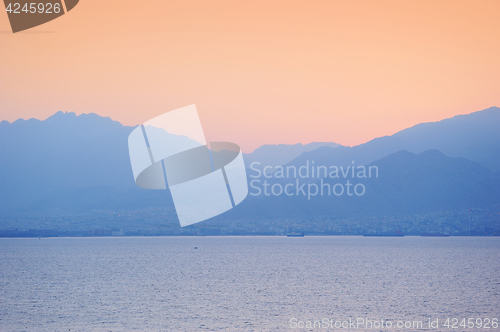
[
  {"x1": 418, "y1": 149, "x2": 446, "y2": 158},
  {"x1": 245, "y1": 141, "x2": 341, "y2": 167},
  {"x1": 0, "y1": 111, "x2": 132, "y2": 142},
  {"x1": 47, "y1": 111, "x2": 77, "y2": 119},
  {"x1": 38, "y1": 111, "x2": 130, "y2": 140}
]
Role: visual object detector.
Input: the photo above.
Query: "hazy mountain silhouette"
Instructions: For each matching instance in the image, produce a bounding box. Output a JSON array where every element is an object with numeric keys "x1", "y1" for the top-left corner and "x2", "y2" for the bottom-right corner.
[
  {"x1": 244, "y1": 142, "x2": 341, "y2": 168},
  {"x1": 0, "y1": 112, "x2": 136, "y2": 212},
  {"x1": 1, "y1": 108, "x2": 499, "y2": 222},
  {"x1": 220, "y1": 149, "x2": 500, "y2": 221},
  {"x1": 286, "y1": 106, "x2": 500, "y2": 172}
]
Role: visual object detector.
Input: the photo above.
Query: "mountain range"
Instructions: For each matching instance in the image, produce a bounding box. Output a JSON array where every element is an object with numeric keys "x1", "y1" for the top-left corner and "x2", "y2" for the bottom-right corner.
[
  {"x1": 227, "y1": 149, "x2": 500, "y2": 221},
  {"x1": 286, "y1": 106, "x2": 500, "y2": 172},
  {"x1": 1, "y1": 107, "x2": 499, "y2": 228},
  {"x1": 243, "y1": 142, "x2": 340, "y2": 168}
]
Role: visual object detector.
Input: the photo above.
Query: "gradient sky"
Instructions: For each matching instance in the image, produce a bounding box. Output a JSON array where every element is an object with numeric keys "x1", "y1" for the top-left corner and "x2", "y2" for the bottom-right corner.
[{"x1": 1, "y1": 0, "x2": 499, "y2": 152}]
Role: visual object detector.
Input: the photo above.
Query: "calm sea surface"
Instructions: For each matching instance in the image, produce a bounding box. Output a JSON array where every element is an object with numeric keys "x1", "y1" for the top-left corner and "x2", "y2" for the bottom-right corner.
[{"x1": 0, "y1": 236, "x2": 499, "y2": 331}]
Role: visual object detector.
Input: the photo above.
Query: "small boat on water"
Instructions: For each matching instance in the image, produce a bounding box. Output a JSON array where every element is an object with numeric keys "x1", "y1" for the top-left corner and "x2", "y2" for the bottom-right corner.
[{"x1": 286, "y1": 232, "x2": 304, "y2": 237}]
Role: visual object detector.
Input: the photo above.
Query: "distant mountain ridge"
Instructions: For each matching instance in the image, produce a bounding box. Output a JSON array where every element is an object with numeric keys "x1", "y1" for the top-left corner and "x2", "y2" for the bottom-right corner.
[
  {"x1": 221, "y1": 149, "x2": 500, "y2": 221},
  {"x1": 287, "y1": 106, "x2": 500, "y2": 172},
  {"x1": 243, "y1": 142, "x2": 341, "y2": 168},
  {"x1": 0, "y1": 111, "x2": 125, "y2": 140},
  {"x1": 1, "y1": 107, "x2": 499, "y2": 224},
  {"x1": 0, "y1": 112, "x2": 136, "y2": 211}
]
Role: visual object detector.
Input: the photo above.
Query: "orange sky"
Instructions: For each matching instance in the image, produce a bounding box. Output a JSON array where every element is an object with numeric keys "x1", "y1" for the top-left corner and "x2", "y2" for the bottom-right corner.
[{"x1": 0, "y1": 0, "x2": 499, "y2": 152}]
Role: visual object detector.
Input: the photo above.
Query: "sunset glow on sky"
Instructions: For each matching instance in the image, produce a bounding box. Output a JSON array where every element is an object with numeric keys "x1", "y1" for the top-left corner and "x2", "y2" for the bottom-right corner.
[{"x1": 1, "y1": 0, "x2": 499, "y2": 152}]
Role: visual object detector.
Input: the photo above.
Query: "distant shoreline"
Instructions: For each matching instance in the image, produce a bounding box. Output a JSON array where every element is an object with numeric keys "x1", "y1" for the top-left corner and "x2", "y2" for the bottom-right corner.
[{"x1": 0, "y1": 234, "x2": 497, "y2": 239}]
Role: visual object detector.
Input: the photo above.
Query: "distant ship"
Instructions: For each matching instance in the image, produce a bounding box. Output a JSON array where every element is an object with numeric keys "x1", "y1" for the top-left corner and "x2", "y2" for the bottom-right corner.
[
  {"x1": 421, "y1": 233, "x2": 450, "y2": 237},
  {"x1": 286, "y1": 232, "x2": 304, "y2": 237}
]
